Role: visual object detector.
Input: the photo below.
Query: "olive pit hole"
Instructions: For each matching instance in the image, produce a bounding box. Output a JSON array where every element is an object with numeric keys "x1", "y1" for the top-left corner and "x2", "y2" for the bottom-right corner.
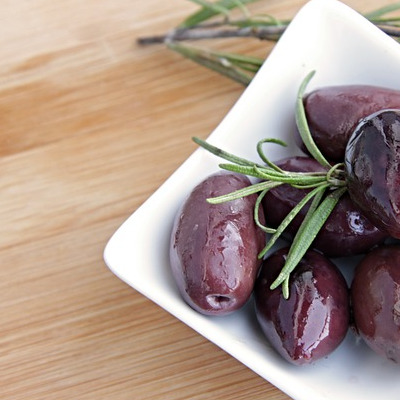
[{"x1": 206, "y1": 294, "x2": 235, "y2": 309}]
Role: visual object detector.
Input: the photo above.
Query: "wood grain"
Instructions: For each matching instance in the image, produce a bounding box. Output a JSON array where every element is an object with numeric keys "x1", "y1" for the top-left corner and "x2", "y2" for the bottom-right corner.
[{"x1": 0, "y1": 1, "x2": 397, "y2": 399}]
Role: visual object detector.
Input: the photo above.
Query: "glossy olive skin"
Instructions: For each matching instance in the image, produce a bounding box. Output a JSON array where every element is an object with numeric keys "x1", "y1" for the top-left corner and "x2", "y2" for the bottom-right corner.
[
  {"x1": 351, "y1": 244, "x2": 400, "y2": 363},
  {"x1": 170, "y1": 171, "x2": 265, "y2": 316},
  {"x1": 262, "y1": 156, "x2": 387, "y2": 257},
  {"x1": 254, "y1": 247, "x2": 350, "y2": 365},
  {"x1": 295, "y1": 85, "x2": 400, "y2": 162},
  {"x1": 345, "y1": 109, "x2": 400, "y2": 238}
]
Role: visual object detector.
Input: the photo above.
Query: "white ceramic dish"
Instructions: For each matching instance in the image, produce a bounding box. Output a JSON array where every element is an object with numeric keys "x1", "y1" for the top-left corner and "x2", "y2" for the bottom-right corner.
[{"x1": 104, "y1": 1, "x2": 400, "y2": 398}]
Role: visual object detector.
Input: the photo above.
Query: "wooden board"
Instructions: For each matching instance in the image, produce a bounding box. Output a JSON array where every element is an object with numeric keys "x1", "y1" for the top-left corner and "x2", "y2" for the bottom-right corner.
[{"x1": 1, "y1": 1, "x2": 397, "y2": 399}]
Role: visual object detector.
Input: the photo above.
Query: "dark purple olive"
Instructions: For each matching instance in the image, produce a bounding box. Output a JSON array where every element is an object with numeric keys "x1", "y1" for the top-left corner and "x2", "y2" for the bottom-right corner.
[
  {"x1": 295, "y1": 85, "x2": 400, "y2": 162},
  {"x1": 170, "y1": 171, "x2": 265, "y2": 316},
  {"x1": 254, "y1": 247, "x2": 350, "y2": 365},
  {"x1": 262, "y1": 156, "x2": 387, "y2": 257},
  {"x1": 345, "y1": 109, "x2": 400, "y2": 238},
  {"x1": 351, "y1": 244, "x2": 400, "y2": 363}
]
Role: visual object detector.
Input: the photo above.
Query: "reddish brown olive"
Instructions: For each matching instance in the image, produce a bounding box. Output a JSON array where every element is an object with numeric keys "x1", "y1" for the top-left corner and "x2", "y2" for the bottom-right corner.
[
  {"x1": 170, "y1": 171, "x2": 265, "y2": 316},
  {"x1": 345, "y1": 109, "x2": 400, "y2": 238},
  {"x1": 295, "y1": 85, "x2": 400, "y2": 162},
  {"x1": 254, "y1": 247, "x2": 350, "y2": 365},
  {"x1": 351, "y1": 244, "x2": 400, "y2": 363}
]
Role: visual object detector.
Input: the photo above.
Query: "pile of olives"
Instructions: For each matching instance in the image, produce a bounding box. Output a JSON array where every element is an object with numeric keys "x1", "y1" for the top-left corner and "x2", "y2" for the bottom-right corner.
[{"x1": 169, "y1": 81, "x2": 400, "y2": 365}]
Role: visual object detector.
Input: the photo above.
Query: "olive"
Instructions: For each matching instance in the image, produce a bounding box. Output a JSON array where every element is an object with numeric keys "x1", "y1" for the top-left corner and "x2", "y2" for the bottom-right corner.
[
  {"x1": 351, "y1": 244, "x2": 400, "y2": 363},
  {"x1": 170, "y1": 171, "x2": 265, "y2": 316},
  {"x1": 345, "y1": 109, "x2": 400, "y2": 238},
  {"x1": 295, "y1": 85, "x2": 400, "y2": 162},
  {"x1": 254, "y1": 247, "x2": 350, "y2": 365},
  {"x1": 262, "y1": 156, "x2": 387, "y2": 257}
]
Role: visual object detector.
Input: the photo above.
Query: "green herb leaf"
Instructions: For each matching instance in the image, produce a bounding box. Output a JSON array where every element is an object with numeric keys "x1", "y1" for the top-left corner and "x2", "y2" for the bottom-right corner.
[
  {"x1": 206, "y1": 180, "x2": 280, "y2": 203},
  {"x1": 270, "y1": 187, "x2": 347, "y2": 298},
  {"x1": 364, "y1": 2, "x2": 400, "y2": 20},
  {"x1": 295, "y1": 71, "x2": 331, "y2": 169},
  {"x1": 193, "y1": 136, "x2": 263, "y2": 167},
  {"x1": 253, "y1": 165, "x2": 327, "y2": 185},
  {"x1": 188, "y1": 0, "x2": 231, "y2": 19},
  {"x1": 258, "y1": 184, "x2": 329, "y2": 259},
  {"x1": 256, "y1": 138, "x2": 287, "y2": 172},
  {"x1": 168, "y1": 42, "x2": 254, "y2": 85},
  {"x1": 254, "y1": 188, "x2": 277, "y2": 234},
  {"x1": 180, "y1": 0, "x2": 262, "y2": 28}
]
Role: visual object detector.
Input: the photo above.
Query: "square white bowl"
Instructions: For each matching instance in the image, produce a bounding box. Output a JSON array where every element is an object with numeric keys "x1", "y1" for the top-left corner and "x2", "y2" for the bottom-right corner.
[{"x1": 104, "y1": 1, "x2": 400, "y2": 399}]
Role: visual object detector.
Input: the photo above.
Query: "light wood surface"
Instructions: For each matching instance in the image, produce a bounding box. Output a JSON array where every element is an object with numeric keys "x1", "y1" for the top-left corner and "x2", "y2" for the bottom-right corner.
[{"x1": 1, "y1": 1, "x2": 396, "y2": 399}]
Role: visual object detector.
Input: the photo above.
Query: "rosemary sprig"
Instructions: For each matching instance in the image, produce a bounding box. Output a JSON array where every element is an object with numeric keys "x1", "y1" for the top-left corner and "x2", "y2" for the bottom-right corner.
[
  {"x1": 138, "y1": 0, "x2": 400, "y2": 85},
  {"x1": 193, "y1": 71, "x2": 348, "y2": 298}
]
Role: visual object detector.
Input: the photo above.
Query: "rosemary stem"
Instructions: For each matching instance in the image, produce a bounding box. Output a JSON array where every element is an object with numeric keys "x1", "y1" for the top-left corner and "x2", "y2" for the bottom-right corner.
[
  {"x1": 137, "y1": 25, "x2": 285, "y2": 45},
  {"x1": 137, "y1": 21, "x2": 400, "y2": 46}
]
